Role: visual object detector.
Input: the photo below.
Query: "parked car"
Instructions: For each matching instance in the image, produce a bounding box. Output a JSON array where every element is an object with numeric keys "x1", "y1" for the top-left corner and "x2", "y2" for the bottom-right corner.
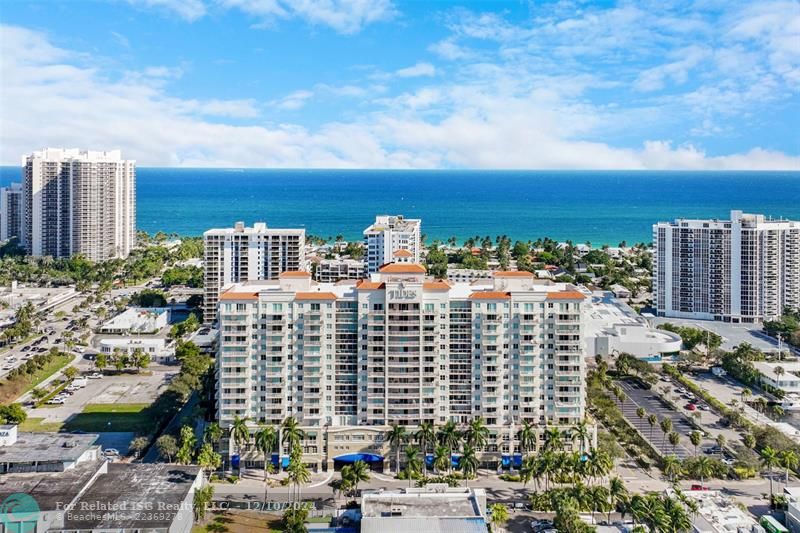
[
  {"x1": 704, "y1": 445, "x2": 723, "y2": 454},
  {"x1": 686, "y1": 403, "x2": 697, "y2": 411},
  {"x1": 88, "y1": 372, "x2": 103, "y2": 379},
  {"x1": 697, "y1": 404, "x2": 709, "y2": 411},
  {"x1": 47, "y1": 398, "x2": 65, "y2": 405},
  {"x1": 690, "y1": 484, "x2": 710, "y2": 491}
]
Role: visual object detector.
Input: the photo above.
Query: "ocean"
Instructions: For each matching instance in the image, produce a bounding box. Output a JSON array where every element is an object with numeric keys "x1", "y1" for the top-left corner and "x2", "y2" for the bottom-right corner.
[{"x1": 1, "y1": 168, "x2": 798, "y2": 244}]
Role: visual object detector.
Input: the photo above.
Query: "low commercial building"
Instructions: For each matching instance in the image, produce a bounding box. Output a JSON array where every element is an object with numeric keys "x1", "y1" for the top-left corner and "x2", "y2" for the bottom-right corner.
[
  {"x1": 666, "y1": 489, "x2": 760, "y2": 533},
  {"x1": 585, "y1": 292, "x2": 682, "y2": 361},
  {"x1": 360, "y1": 486, "x2": 489, "y2": 533},
  {"x1": 784, "y1": 486, "x2": 800, "y2": 532},
  {"x1": 99, "y1": 307, "x2": 170, "y2": 334},
  {"x1": 98, "y1": 337, "x2": 174, "y2": 362},
  {"x1": 447, "y1": 268, "x2": 492, "y2": 283},
  {"x1": 0, "y1": 283, "x2": 77, "y2": 328},
  {"x1": 754, "y1": 361, "x2": 800, "y2": 394},
  {"x1": 0, "y1": 426, "x2": 203, "y2": 533}
]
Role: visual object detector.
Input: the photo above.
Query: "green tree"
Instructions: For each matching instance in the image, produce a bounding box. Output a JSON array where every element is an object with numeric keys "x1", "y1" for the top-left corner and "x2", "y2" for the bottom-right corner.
[
  {"x1": 518, "y1": 420, "x2": 537, "y2": 455},
  {"x1": 659, "y1": 418, "x2": 673, "y2": 448},
  {"x1": 286, "y1": 444, "x2": 311, "y2": 504},
  {"x1": 95, "y1": 353, "x2": 108, "y2": 372},
  {"x1": 63, "y1": 366, "x2": 78, "y2": 380},
  {"x1": 403, "y1": 445, "x2": 423, "y2": 486},
  {"x1": 668, "y1": 431, "x2": 681, "y2": 454},
  {"x1": 348, "y1": 459, "x2": 371, "y2": 496},
  {"x1": 281, "y1": 416, "x2": 305, "y2": 452},
  {"x1": 129, "y1": 436, "x2": 150, "y2": 459},
  {"x1": 689, "y1": 431, "x2": 702, "y2": 456},
  {"x1": 415, "y1": 422, "x2": 436, "y2": 477},
  {"x1": 193, "y1": 485, "x2": 214, "y2": 521},
  {"x1": 464, "y1": 417, "x2": 489, "y2": 449},
  {"x1": 387, "y1": 424, "x2": 407, "y2": 473},
  {"x1": 437, "y1": 420, "x2": 461, "y2": 472},
  {"x1": 647, "y1": 414, "x2": 658, "y2": 442},
  {"x1": 780, "y1": 449, "x2": 799, "y2": 484},
  {"x1": 196, "y1": 442, "x2": 222, "y2": 479},
  {"x1": 761, "y1": 446, "x2": 779, "y2": 497},
  {"x1": 0, "y1": 403, "x2": 27, "y2": 424},
  {"x1": 176, "y1": 425, "x2": 196, "y2": 465},
  {"x1": 131, "y1": 348, "x2": 150, "y2": 373},
  {"x1": 230, "y1": 416, "x2": 250, "y2": 465},
  {"x1": 155, "y1": 434, "x2": 178, "y2": 462},
  {"x1": 460, "y1": 445, "x2": 479, "y2": 486},
  {"x1": 662, "y1": 455, "x2": 682, "y2": 483},
  {"x1": 488, "y1": 503, "x2": 509, "y2": 530},
  {"x1": 204, "y1": 421, "x2": 222, "y2": 444},
  {"x1": 254, "y1": 425, "x2": 278, "y2": 503}
]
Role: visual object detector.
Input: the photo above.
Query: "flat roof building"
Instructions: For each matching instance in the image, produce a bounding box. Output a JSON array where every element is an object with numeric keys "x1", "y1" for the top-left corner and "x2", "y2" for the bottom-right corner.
[
  {"x1": 0, "y1": 182, "x2": 23, "y2": 242},
  {"x1": 360, "y1": 486, "x2": 489, "y2": 533},
  {"x1": 99, "y1": 307, "x2": 170, "y2": 334},
  {"x1": 654, "y1": 210, "x2": 800, "y2": 323},
  {"x1": 217, "y1": 265, "x2": 589, "y2": 470},
  {"x1": 363, "y1": 215, "x2": 421, "y2": 275},
  {"x1": 203, "y1": 221, "x2": 306, "y2": 324}
]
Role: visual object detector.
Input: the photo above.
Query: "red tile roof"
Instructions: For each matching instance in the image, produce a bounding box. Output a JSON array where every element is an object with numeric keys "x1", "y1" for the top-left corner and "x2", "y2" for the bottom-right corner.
[
  {"x1": 219, "y1": 291, "x2": 259, "y2": 301},
  {"x1": 469, "y1": 291, "x2": 511, "y2": 300},
  {"x1": 378, "y1": 263, "x2": 427, "y2": 274},
  {"x1": 356, "y1": 281, "x2": 386, "y2": 290},
  {"x1": 494, "y1": 271, "x2": 534, "y2": 278},
  {"x1": 295, "y1": 292, "x2": 337, "y2": 300},
  {"x1": 278, "y1": 271, "x2": 311, "y2": 278},
  {"x1": 392, "y1": 249, "x2": 413, "y2": 258},
  {"x1": 546, "y1": 291, "x2": 586, "y2": 300},
  {"x1": 423, "y1": 281, "x2": 451, "y2": 290}
]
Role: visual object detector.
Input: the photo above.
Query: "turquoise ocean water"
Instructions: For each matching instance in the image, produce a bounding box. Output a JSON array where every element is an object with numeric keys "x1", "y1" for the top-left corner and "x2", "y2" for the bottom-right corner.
[{"x1": 1, "y1": 167, "x2": 798, "y2": 244}]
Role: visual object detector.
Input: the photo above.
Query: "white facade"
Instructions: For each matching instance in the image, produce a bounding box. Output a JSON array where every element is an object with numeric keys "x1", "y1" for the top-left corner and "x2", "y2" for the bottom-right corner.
[
  {"x1": 654, "y1": 210, "x2": 800, "y2": 323},
  {"x1": 447, "y1": 268, "x2": 492, "y2": 283},
  {"x1": 0, "y1": 182, "x2": 23, "y2": 242},
  {"x1": 217, "y1": 266, "x2": 588, "y2": 468},
  {"x1": 314, "y1": 258, "x2": 365, "y2": 283},
  {"x1": 753, "y1": 361, "x2": 800, "y2": 394},
  {"x1": 203, "y1": 221, "x2": 306, "y2": 323},
  {"x1": 98, "y1": 337, "x2": 174, "y2": 362},
  {"x1": 99, "y1": 307, "x2": 170, "y2": 334},
  {"x1": 363, "y1": 215, "x2": 421, "y2": 274},
  {"x1": 585, "y1": 292, "x2": 682, "y2": 359},
  {"x1": 20, "y1": 148, "x2": 136, "y2": 261}
]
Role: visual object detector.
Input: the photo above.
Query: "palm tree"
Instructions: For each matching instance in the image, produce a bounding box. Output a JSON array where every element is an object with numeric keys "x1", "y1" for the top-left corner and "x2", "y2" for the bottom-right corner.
[
  {"x1": 387, "y1": 424, "x2": 407, "y2": 474},
  {"x1": 488, "y1": 503, "x2": 509, "y2": 531},
  {"x1": 609, "y1": 477, "x2": 629, "y2": 523},
  {"x1": 415, "y1": 422, "x2": 436, "y2": 477},
  {"x1": 689, "y1": 431, "x2": 702, "y2": 456},
  {"x1": 780, "y1": 449, "x2": 799, "y2": 484},
  {"x1": 230, "y1": 416, "x2": 250, "y2": 471},
  {"x1": 573, "y1": 420, "x2": 591, "y2": 455},
  {"x1": 464, "y1": 417, "x2": 490, "y2": 449},
  {"x1": 281, "y1": 416, "x2": 306, "y2": 453},
  {"x1": 438, "y1": 421, "x2": 461, "y2": 472},
  {"x1": 254, "y1": 425, "x2": 278, "y2": 504},
  {"x1": 762, "y1": 446, "x2": 779, "y2": 497},
  {"x1": 647, "y1": 414, "x2": 658, "y2": 443},
  {"x1": 348, "y1": 459, "x2": 370, "y2": 496},
  {"x1": 589, "y1": 485, "x2": 611, "y2": 525},
  {"x1": 433, "y1": 445, "x2": 449, "y2": 474},
  {"x1": 518, "y1": 420, "x2": 537, "y2": 455},
  {"x1": 286, "y1": 444, "x2": 311, "y2": 504},
  {"x1": 668, "y1": 431, "x2": 681, "y2": 455},
  {"x1": 741, "y1": 387, "x2": 752, "y2": 406},
  {"x1": 204, "y1": 422, "x2": 222, "y2": 445},
  {"x1": 775, "y1": 366, "x2": 786, "y2": 385},
  {"x1": 460, "y1": 445, "x2": 479, "y2": 486},
  {"x1": 404, "y1": 445, "x2": 422, "y2": 487},
  {"x1": 636, "y1": 407, "x2": 646, "y2": 425},
  {"x1": 665, "y1": 495, "x2": 692, "y2": 532},
  {"x1": 544, "y1": 427, "x2": 563, "y2": 452},
  {"x1": 690, "y1": 455, "x2": 714, "y2": 485},
  {"x1": 662, "y1": 455, "x2": 682, "y2": 483},
  {"x1": 659, "y1": 418, "x2": 672, "y2": 448}
]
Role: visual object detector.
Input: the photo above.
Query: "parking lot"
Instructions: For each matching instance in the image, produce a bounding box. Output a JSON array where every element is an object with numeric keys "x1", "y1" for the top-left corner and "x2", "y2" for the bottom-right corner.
[
  {"x1": 27, "y1": 365, "x2": 174, "y2": 424},
  {"x1": 650, "y1": 316, "x2": 789, "y2": 353},
  {"x1": 616, "y1": 379, "x2": 701, "y2": 459}
]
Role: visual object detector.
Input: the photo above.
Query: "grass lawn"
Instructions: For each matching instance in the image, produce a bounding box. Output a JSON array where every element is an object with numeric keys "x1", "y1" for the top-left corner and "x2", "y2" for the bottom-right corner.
[
  {"x1": 193, "y1": 510, "x2": 280, "y2": 533},
  {"x1": 63, "y1": 403, "x2": 153, "y2": 434},
  {"x1": 0, "y1": 354, "x2": 73, "y2": 404},
  {"x1": 17, "y1": 417, "x2": 64, "y2": 432}
]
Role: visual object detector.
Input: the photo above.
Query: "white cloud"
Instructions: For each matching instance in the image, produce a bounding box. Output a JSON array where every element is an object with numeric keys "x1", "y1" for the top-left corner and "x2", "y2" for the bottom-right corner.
[
  {"x1": 219, "y1": 0, "x2": 396, "y2": 33},
  {"x1": 428, "y1": 38, "x2": 472, "y2": 61},
  {"x1": 1, "y1": 24, "x2": 797, "y2": 170},
  {"x1": 128, "y1": 0, "x2": 207, "y2": 21},
  {"x1": 634, "y1": 46, "x2": 710, "y2": 92},
  {"x1": 394, "y1": 62, "x2": 436, "y2": 78},
  {"x1": 271, "y1": 89, "x2": 314, "y2": 110}
]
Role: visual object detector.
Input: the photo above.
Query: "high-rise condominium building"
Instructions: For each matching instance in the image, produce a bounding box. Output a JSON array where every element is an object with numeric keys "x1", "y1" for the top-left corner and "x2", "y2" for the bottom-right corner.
[
  {"x1": 0, "y1": 182, "x2": 23, "y2": 242},
  {"x1": 203, "y1": 221, "x2": 306, "y2": 324},
  {"x1": 216, "y1": 265, "x2": 587, "y2": 470},
  {"x1": 653, "y1": 210, "x2": 800, "y2": 322},
  {"x1": 313, "y1": 258, "x2": 365, "y2": 283},
  {"x1": 20, "y1": 148, "x2": 136, "y2": 261},
  {"x1": 363, "y1": 215, "x2": 421, "y2": 274}
]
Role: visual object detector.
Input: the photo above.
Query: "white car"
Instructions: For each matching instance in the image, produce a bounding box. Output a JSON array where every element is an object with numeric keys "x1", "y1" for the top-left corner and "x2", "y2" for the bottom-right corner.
[
  {"x1": 47, "y1": 398, "x2": 65, "y2": 405},
  {"x1": 88, "y1": 373, "x2": 103, "y2": 379}
]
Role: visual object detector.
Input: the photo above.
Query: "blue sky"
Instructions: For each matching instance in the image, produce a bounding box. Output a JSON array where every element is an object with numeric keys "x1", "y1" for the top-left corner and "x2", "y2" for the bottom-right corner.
[{"x1": 1, "y1": 0, "x2": 798, "y2": 169}]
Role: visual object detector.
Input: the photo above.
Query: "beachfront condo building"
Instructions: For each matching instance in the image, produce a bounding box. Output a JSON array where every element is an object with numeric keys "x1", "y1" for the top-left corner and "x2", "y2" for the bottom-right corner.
[
  {"x1": 19, "y1": 148, "x2": 136, "y2": 261},
  {"x1": 0, "y1": 182, "x2": 23, "y2": 242},
  {"x1": 653, "y1": 210, "x2": 800, "y2": 323},
  {"x1": 216, "y1": 265, "x2": 588, "y2": 470},
  {"x1": 313, "y1": 258, "x2": 366, "y2": 283},
  {"x1": 203, "y1": 221, "x2": 306, "y2": 324},
  {"x1": 363, "y1": 215, "x2": 421, "y2": 274}
]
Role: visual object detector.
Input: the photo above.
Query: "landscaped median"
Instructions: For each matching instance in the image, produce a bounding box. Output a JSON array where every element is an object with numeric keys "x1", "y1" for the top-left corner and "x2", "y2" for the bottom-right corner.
[{"x1": 0, "y1": 350, "x2": 73, "y2": 404}]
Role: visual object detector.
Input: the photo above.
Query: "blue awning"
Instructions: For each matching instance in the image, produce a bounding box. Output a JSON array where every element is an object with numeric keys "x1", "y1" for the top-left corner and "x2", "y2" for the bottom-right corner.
[
  {"x1": 513, "y1": 454, "x2": 523, "y2": 468},
  {"x1": 425, "y1": 454, "x2": 433, "y2": 467},
  {"x1": 231, "y1": 454, "x2": 240, "y2": 468},
  {"x1": 501, "y1": 455, "x2": 510, "y2": 468},
  {"x1": 333, "y1": 453, "x2": 384, "y2": 464},
  {"x1": 451, "y1": 454, "x2": 461, "y2": 468}
]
